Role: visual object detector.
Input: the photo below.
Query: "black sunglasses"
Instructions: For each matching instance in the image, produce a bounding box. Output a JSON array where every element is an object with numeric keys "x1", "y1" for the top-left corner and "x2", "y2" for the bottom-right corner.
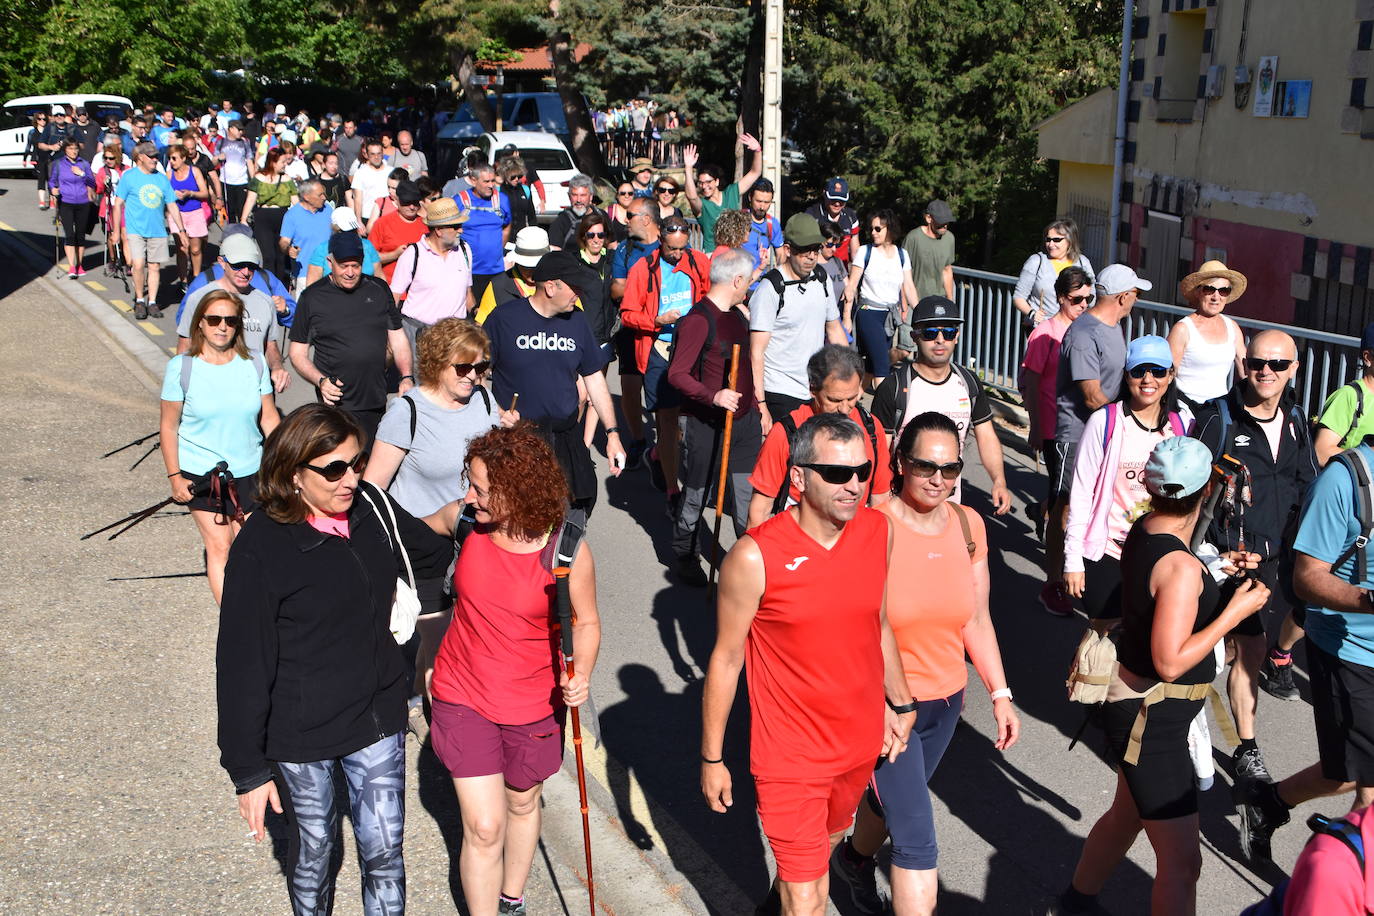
[
  {"x1": 656, "y1": 186, "x2": 676, "y2": 194},
  {"x1": 822, "y1": 240, "x2": 841, "y2": 248},
  {"x1": 227, "y1": 261, "x2": 257, "y2": 272},
  {"x1": 1245, "y1": 357, "x2": 1293, "y2": 373},
  {"x1": 905, "y1": 457, "x2": 964, "y2": 480},
  {"x1": 453, "y1": 360, "x2": 491, "y2": 377},
  {"x1": 1200, "y1": 284, "x2": 1232, "y2": 296},
  {"x1": 302, "y1": 452, "x2": 369, "y2": 482},
  {"x1": 584, "y1": 231, "x2": 606, "y2": 239},
  {"x1": 798, "y1": 461, "x2": 872, "y2": 485},
  {"x1": 617, "y1": 191, "x2": 635, "y2": 197},
  {"x1": 1065, "y1": 293, "x2": 1094, "y2": 306},
  {"x1": 202, "y1": 314, "x2": 241, "y2": 327},
  {"x1": 1128, "y1": 365, "x2": 1169, "y2": 380},
  {"x1": 1044, "y1": 235, "x2": 1066, "y2": 244},
  {"x1": 918, "y1": 326, "x2": 960, "y2": 342}
]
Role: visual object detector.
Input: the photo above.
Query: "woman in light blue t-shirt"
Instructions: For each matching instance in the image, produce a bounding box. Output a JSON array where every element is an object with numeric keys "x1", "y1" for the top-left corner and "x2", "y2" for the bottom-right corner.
[{"x1": 160, "y1": 288, "x2": 280, "y2": 603}]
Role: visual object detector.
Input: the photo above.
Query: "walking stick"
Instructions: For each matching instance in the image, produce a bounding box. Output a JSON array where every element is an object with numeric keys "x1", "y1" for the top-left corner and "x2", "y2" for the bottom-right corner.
[
  {"x1": 553, "y1": 566, "x2": 595, "y2": 916},
  {"x1": 707, "y1": 344, "x2": 741, "y2": 596},
  {"x1": 81, "y1": 496, "x2": 176, "y2": 541},
  {"x1": 102, "y1": 431, "x2": 159, "y2": 459}
]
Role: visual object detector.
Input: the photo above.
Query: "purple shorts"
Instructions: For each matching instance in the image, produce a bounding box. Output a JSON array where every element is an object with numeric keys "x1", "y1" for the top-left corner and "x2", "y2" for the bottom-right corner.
[{"x1": 430, "y1": 699, "x2": 563, "y2": 791}]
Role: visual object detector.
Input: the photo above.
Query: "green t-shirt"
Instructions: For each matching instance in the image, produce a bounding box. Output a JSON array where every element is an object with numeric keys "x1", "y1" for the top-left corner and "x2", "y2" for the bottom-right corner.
[
  {"x1": 697, "y1": 182, "x2": 742, "y2": 250},
  {"x1": 1318, "y1": 379, "x2": 1374, "y2": 449},
  {"x1": 901, "y1": 227, "x2": 956, "y2": 299}
]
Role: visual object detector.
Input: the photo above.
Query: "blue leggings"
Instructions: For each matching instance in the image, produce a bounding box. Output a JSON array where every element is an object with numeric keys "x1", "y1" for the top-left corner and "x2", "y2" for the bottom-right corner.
[
  {"x1": 273, "y1": 732, "x2": 407, "y2": 916},
  {"x1": 854, "y1": 308, "x2": 893, "y2": 378},
  {"x1": 869, "y1": 690, "x2": 964, "y2": 871}
]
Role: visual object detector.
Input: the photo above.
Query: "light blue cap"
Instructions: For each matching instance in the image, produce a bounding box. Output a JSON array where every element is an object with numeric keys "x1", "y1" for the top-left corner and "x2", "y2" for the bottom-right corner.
[
  {"x1": 1143, "y1": 436, "x2": 1212, "y2": 498},
  {"x1": 1126, "y1": 334, "x2": 1173, "y2": 371}
]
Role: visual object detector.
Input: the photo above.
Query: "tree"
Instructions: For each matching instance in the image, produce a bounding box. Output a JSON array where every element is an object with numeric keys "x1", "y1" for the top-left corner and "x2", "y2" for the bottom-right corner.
[{"x1": 416, "y1": 0, "x2": 546, "y2": 131}]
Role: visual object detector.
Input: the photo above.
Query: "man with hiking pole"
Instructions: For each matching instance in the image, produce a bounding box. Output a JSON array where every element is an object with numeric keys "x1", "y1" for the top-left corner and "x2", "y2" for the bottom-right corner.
[
  {"x1": 666, "y1": 247, "x2": 762, "y2": 587},
  {"x1": 700, "y1": 411, "x2": 915, "y2": 916}
]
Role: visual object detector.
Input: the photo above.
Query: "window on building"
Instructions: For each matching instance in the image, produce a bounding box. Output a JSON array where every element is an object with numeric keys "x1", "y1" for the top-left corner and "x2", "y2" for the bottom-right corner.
[{"x1": 1157, "y1": 10, "x2": 1206, "y2": 121}]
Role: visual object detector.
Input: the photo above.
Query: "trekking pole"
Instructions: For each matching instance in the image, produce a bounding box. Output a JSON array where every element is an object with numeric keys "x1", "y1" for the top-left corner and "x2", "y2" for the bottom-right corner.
[
  {"x1": 102, "y1": 431, "x2": 160, "y2": 459},
  {"x1": 553, "y1": 566, "x2": 595, "y2": 916},
  {"x1": 81, "y1": 496, "x2": 175, "y2": 541},
  {"x1": 707, "y1": 344, "x2": 741, "y2": 597}
]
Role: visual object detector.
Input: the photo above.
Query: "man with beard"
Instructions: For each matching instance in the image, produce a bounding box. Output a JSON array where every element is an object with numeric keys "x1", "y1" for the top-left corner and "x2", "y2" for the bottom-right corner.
[{"x1": 548, "y1": 174, "x2": 602, "y2": 251}]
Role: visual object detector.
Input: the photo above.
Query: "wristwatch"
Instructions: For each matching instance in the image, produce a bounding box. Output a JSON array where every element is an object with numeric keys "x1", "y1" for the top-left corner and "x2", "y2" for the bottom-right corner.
[{"x1": 887, "y1": 698, "x2": 919, "y2": 714}]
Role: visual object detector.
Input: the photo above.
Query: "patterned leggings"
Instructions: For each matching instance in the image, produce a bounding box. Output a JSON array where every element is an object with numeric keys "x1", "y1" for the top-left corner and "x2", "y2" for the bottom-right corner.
[{"x1": 273, "y1": 732, "x2": 407, "y2": 915}]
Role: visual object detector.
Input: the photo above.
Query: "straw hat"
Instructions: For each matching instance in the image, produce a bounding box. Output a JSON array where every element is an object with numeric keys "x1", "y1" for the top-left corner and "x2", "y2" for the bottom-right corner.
[
  {"x1": 1180, "y1": 260, "x2": 1247, "y2": 302},
  {"x1": 423, "y1": 197, "x2": 469, "y2": 227},
  {"x1": 630, "y1": 157, "x2": 654, "y2": 173}
]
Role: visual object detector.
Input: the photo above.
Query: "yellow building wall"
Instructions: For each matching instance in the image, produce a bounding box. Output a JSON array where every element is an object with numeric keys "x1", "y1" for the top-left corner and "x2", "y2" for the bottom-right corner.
[
  {"x1": 1055, "y1": 162, "x2": 1114, "y2": 216},
  {"x1": 1132, "y1": 1, "x2": 1374, "y2": 246}
]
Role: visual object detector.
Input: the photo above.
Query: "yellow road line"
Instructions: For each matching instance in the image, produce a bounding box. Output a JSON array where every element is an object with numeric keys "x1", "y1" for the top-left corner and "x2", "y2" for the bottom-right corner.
[
  {"x1": 85, "y1": 280, "x2": 106, "y2": 291},
  {"x1": 167, "y1": 346, "x2": 177, "y2": 355},
  {"x1": 0, "y1": 220, "x2": 13, "y2": 231},
  {"x1": 110, "y1": 299, "x2": 131, "y2": 312},
  {"x1": 139, "y1": 321, "x2": 164, "y2": 336}
]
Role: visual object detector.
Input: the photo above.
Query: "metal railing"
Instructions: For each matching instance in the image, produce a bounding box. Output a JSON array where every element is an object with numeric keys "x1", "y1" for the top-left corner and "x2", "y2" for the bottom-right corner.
[{"x1": 953, "y1": 266, "x2": 1362, "y2": 419}]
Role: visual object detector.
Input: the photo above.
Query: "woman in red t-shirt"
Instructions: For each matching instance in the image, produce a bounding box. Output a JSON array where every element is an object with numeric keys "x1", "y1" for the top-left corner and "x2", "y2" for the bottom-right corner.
[
  {"x1": 429, "y1": 425, "x2": 601, "y2": 916},
  {"x1": 833, "y1": 411, "x2": 1020, "y2": 916}
]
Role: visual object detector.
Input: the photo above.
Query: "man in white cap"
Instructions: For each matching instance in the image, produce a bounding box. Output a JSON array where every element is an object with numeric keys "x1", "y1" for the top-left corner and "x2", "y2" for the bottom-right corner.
[
  {"x1": 391, "y1": 197, "x2": 473, "y2": 351},
  {"x1": 476, "y1": 226, "x2": 548, "y2": 323},
  {"x1": 1041, "y1": 264, "x2": 1151, "y2": 616},
  {"x1": 175, "y1": 233, "x2": 291, "y2": 392},
  {"x1": 303, "y1": 208, "x2": 380, "y2": 287}
]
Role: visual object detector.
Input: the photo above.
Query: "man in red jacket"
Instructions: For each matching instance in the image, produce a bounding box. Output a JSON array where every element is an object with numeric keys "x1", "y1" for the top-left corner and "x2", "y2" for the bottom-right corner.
[{"x1": 620, "y1": 212, "x2": 711, "y2": 516}]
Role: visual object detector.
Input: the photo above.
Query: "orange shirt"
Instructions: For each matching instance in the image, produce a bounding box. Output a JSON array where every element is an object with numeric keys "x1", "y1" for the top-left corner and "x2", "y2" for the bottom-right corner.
[
  {"x1": 748, "y1": 404, "x2": 893, "y2": 507},
  {"x1": 745, "y1": 507, "x2": 889, "y2": 778},
  {"x1": 879, "y1": 499, "x2": 987, "y2": 700}
]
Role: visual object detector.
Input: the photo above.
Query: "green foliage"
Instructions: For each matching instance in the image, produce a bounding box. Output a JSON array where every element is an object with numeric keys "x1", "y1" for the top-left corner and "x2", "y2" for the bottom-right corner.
[{"x1": 475, "y1": 37, "x2": 526, "y2": 65}]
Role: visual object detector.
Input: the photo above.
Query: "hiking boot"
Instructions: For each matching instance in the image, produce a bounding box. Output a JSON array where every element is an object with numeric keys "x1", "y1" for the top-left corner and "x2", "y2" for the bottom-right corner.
[
  {"x1": 1040, "y1": 581, "x2": 1073, "y2": 617},
  {"x1": 1233, "y1": 746, "x2": 1275, "y2": 785},
  {"x1": 647, "y1": 446, "x2": 667, "y2": 491},
  {"x1": 497, "y1": 897, "x2": 527, "y2": 915},
  {"x1": 1259, "y1": 654, "x2": 1299, "y2": 701},
  {"x1": 147, "y1": 301, "x2": 163, "y2": 319},
  {"x1": 829, "y1": 839, "x2": 884, "y2": 915},
  {"x1": 133, "y1": 298, "x2": 148, "y2": 319},
  {"x1": 676, "y1": 555, "x2": 708, "y2": 588},
  {"x1": 1233, "y1": 779, "x2": 1290, "y2": 863}
]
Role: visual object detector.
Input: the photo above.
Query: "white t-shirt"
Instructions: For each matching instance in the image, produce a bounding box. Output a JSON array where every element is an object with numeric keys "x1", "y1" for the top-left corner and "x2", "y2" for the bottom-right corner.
[
  {"x1": 350, "y1": 163, "x2": 390, "y2": 219},
  {"x1": 856, "y1": 244, "x2": 907, "y2": 307},
  {"x1": 749, "y1": 269, "x2": 840, "y2": 400},
  {"x1": 901, "y1": 367, "x2": 976, "y2": 501}
]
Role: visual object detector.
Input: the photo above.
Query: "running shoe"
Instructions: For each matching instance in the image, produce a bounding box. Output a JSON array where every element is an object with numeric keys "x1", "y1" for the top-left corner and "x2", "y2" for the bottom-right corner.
[
  {"x1": 676, "y1": 555, "x2": 708, "y2": 588},
  {"x1": 1039, "y1": 581, "x2": 1074, "y2": 617},
  {"x1": 497, "y1": 897, "x2": 526, "y2": 915},
  {"x1": 1233, "y1": 779, "x2": 1289, "y2": 863},
  {"x1": 1233, "y1": 746, "x2": 1274, "y2": 785},
  {"x1": 829, "y1": 839, "x2": 885, "y2": 915},
  {"x1": 1259, "y1": 654, "x2": 1299, "y2": 701},
  {"x1": 647, "y1": 446, "x2": 667, "y2": 492},
  {"x1": 133, "y1": 299, "x2": 148, "y2": 319},
  {"x1": 76, "y1": 265, "x2": 86, "y2": 276},
  {"x1": 68, "y1": 271, "x2": 78, "y2": 279},
  {"x1": 148, "y1": 302, "x2": 163, "y2": 319}
]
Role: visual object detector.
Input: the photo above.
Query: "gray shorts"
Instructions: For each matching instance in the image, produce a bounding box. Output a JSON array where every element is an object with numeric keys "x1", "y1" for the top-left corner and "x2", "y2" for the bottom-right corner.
[{"x1": 124, "y1": 233, "x2": 169, "y2": 264}]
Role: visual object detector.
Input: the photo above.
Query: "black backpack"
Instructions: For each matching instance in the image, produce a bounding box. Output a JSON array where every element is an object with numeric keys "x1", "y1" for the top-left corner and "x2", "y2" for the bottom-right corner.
[
  {"x1": 400, "y1": 386, "x2": 492, "y2": 442},
  {"x1": 749, "y1": 265, "x2": 830, "y2": 316},
  {"x1": 770, "y1": 409, "x2": 880, "y2": 515}
]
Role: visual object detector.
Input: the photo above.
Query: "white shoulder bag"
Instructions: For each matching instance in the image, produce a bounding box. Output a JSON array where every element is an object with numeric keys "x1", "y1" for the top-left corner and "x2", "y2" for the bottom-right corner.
[{"x1": 359, "y1": 483, "x2": 422, "y2": 644}]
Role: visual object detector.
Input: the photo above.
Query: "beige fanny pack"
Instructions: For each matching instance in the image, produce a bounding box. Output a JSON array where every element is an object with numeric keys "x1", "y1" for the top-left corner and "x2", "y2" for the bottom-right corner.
[{"x1": 1107, "y1": 668, "x2": 1236, "y2": 767}]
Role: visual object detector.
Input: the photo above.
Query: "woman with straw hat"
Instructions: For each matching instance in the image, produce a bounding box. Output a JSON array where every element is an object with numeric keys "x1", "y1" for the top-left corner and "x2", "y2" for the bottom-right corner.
[{"x1": 1168, "y1": 260, "x2": 1248, "y2": 406}]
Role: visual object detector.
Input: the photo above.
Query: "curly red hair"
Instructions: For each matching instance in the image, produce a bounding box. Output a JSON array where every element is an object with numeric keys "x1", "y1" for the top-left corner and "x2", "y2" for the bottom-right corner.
[{"x1": 464, "y1": 423, "x2": 568, "y2": 533}]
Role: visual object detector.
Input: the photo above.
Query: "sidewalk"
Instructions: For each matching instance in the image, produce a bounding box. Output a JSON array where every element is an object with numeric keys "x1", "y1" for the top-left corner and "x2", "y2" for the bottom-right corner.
[{"x1": 0, "y1": 232, "x2": 694, "y2": 914}]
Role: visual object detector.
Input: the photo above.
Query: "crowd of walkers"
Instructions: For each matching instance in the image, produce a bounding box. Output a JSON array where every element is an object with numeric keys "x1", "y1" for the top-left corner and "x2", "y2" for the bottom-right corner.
[{"x1": 48, "y1": 92, "x2": 1369, "y2": 915}]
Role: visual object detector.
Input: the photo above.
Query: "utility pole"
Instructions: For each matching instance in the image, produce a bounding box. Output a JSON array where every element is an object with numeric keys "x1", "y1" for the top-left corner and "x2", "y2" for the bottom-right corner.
[
  {"x1": 762, "y1": 0, "x2": 783, "y2": 215},
  {"x1": 1107, "y1": 0, "x2": 1134, "y2": 265}
]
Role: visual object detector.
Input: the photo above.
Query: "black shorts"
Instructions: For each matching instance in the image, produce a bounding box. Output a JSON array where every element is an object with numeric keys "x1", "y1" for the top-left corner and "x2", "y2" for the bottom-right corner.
[
  {"x1": 1083, "y1": 554, "x2": 1124, "y2": 621},
  {"x1": 180, "y1": 471, "x2": 260, "y2": 516},
  {"x1": 613, "y1": 327, "x2": 640, "y2": 377},
  {"x1": 1309, "y1": 642, "x2": 1374, "y2": 785},
  {"x1": 1226, "y1": 557, "x2": 1290, "y2": 638},
  {"x1": 1103, "y1": 693, "x2": 1206, "y2": 820},
  {"x1": 1051, "y1": 439, "x2": 1078, "y2": 500}
]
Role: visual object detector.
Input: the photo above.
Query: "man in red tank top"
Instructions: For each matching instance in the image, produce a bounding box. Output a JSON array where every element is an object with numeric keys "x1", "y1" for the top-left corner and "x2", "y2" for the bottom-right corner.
[{"x1": 701, "y1": 412, "x2": 916, "y2": 915}]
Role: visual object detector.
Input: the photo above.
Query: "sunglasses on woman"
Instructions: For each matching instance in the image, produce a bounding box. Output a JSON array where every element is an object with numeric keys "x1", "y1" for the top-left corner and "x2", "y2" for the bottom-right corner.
[
  {"x1": 453, "y1": 360, "x2": 491, "y2": 377},
  {"x1": 1065, "y1": 293, "x2": 1094, "y2": 306},
  {"x1": 905, "y1": 457, "x2": 964, "y2": 479},
  {"x1": 202, "y1": 314, "x2": 241, "y2": 327},
  {"x1": 617, "y1": 191, "x2": 634, "y2": 198},
  {"x1": 584, "y1": 230, "x2": 606, "y2": 239},
  {"x1": 1200, "y1": 284, "x2": 1232, "y2": 296},
  {"x1": 798, "y1": 461, "x2": 872, "y2": 484},
  {"x1": 1245, "y1": 357, "x2": 1293, "y2": 373},
  {"x1": 656, "y1": 187, "x2": 676, "y2": 194},
  {"x1": 1128, "y1": 365, "x2": 1169, "y2": 380},
  {"x1": 302, "y1": 452, "x2": 369, "y2": 481},
  {"x1": 1044, "y1": 235, "x2": 1066, "y2": 244}
]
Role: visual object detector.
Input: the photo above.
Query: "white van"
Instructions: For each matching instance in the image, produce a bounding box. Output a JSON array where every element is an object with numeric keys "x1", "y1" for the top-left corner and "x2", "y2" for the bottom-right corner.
[{"x1": 0, "y1": 94, "x2": 134, "y2": 172}]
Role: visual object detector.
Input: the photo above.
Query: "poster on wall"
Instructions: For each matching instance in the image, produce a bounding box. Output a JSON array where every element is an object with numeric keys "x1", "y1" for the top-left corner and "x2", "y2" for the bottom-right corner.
[
  {"x1": 1275, "y1": 80, "x2": 1312, "y2": 118},
  {"x1": 1252, "y1": 56, "x2": 1279, "y2": 117}
]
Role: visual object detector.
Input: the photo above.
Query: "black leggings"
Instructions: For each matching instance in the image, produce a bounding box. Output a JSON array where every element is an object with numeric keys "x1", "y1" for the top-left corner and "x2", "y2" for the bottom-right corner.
[
  {"x1": 58, "y1": 201, "x2": 91, "y2": 248},
  {"x1": 251, "y1": 207, "x2": 288, "y2": 283}
]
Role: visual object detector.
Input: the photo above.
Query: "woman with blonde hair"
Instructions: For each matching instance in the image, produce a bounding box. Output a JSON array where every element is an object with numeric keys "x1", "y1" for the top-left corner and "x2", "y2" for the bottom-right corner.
[
  {"x1": 160, "y1": 289, "x2": 279, "y2": 602},
  {"x1": 1012, "y1": 217, "x2": 1095, "y2": 327},
  {"x1": 1167, "y1": 261, "x2": 1247, "y2": 406}
]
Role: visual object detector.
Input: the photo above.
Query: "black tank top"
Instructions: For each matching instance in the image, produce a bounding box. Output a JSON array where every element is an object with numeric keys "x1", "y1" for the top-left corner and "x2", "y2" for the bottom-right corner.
[{"x1": 1117, "y1": 526, "x2": 1222, "y2": 685}]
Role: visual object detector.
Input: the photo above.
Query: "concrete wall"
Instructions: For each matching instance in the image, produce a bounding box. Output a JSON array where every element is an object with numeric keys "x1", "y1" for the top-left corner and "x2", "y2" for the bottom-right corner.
[{"x1": 1054, "y1": 162, "x2": 1114, "y2": 217}]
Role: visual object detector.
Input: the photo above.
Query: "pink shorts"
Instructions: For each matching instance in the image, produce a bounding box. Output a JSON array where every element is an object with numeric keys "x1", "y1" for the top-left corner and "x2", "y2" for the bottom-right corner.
[
  {"x1": 430, "y1": 699, "x2": 563, "y2": 791},
  {"x1": 181, "y1": 205, "x2": 209, "y2": 238},
  {"x1": 754, "y1": 759, "x2": 873, "y2": 883}
]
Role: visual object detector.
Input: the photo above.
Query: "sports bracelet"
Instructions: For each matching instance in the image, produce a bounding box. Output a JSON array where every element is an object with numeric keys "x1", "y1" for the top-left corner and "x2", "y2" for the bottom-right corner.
[
  {"x1": 167, "y1": 471, "x2": 181, "y2": 478},
  {"x1": 701, "y1": 754, "x2": 723, "y2": 765},
  {"x1": 604, "y1": 427, "x2": 622, "y2": 435},
  {"x1": 990, "y1": 688, "x2": 1013, "y2": 702},
  {"x1": 887, "y1": 699, "x2": 919, "y2": 714}
]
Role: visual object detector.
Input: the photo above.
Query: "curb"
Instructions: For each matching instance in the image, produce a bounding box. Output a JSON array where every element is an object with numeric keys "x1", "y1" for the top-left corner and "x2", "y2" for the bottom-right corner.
[{"x1": 0, "y1": 226, "x2": 168, "y2": 394}]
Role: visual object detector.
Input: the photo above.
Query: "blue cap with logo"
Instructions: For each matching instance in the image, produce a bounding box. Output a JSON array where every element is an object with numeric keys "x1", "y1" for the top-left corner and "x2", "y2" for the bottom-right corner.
[
  {"x1": 824, "y1": 178, "x2": 850, "y2": 202},
  {"x1": 1126, "y1": 334, "x2": 1173, "y2": 371}
]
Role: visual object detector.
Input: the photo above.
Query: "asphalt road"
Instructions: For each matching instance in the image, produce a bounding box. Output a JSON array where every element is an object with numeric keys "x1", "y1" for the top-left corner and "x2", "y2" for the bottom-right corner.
[{"x1": 0, "y1": 174, "x2": 1347, "y2": 915}]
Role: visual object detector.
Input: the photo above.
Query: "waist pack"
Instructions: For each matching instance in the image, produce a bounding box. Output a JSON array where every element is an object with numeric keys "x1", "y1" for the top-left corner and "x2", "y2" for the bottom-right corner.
[{"x1": 1065, "y1": 622, "x2": 1119, "y2": 705}]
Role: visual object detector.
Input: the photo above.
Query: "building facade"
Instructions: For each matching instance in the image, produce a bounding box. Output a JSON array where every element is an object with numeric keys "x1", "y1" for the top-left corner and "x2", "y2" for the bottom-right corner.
[{"x1": 1038, "y1": 0, "x2": 1374, "y2": 333}]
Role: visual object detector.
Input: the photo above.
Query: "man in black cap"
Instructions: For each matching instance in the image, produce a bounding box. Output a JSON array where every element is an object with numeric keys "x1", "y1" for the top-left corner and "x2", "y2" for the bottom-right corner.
[
  {"x1": 901, "y1": 199, "x2": 956, "y2": 300},
  {"x1": 804, "y1": 177, "x2": 859, "y2": 267},
  {"x1": 287, "y1": 230, "x2": 413, "y2": 446},
  {"x1": 872, "y1": 295, "x2": 1012, "y2": 515},
  {"x1": 484, "y1": 250, "x2": 627, "y2": 512}
]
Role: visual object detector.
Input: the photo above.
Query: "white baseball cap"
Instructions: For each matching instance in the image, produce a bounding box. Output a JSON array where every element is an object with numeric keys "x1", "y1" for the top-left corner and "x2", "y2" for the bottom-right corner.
[
  {"x1": 331, "y1": 207, "x2": 360, "y2": 231},
  {"x1": 1096, "y1": 264, "x2": 1153, "y2": 296}
]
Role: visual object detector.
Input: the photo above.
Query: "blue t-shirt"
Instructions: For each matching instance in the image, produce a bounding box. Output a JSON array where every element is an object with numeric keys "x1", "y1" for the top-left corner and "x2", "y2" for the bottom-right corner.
[
  {"x1": 453, "y1": 189, "x2": 511, "y2": 274},
  {"x1": 612, "y1": 239, "x2": 659, "y2": 280},
  {"x1": 1293, "y1": 444, "x2": 1374, "y2": 667},
  {"x1": 308, "y1": 236, "x2": 381, "y2": 279},
  {"x1": 160, "y1": 354, "x2": 273, "y2": 477},
  {"x1": 151, "y1": 123, "x2": 178, "y2": 150},
  {"x1": 657, "y1": 258, "x2": 694, "y2": 343},
  {"x1": 279, "y1": 203, "x2": 334, "y2": 278},
  {"x1": 115, "y1": 169, "x2": 176, "y2": 238},
  {"x1": 178, "y1": 264, "x2": 297, "y2": 326},
  {"x1": 741, "y1": 215, "x2": 784, "y2": 268},
  {"x1": 484, "y1": 297, "x2": 602, "y2": 421}
]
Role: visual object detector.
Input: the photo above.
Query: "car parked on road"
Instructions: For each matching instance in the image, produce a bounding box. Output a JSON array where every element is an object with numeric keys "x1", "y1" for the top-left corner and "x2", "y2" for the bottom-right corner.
[{"x1": 1, "y1": 94, "x2": 134, "y2": 173}]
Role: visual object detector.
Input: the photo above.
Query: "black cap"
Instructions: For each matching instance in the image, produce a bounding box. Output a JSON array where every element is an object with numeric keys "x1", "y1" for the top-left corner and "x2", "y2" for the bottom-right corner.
[
  {"x1": 911, "y1": 295, "x2": 963, "y2": 325},
  {"x1": 532, "y1": 249, "x2": 598, "y2": 292},
  {"x1": 328, "y1": 230, "x2": 365, "y2": 263},
  {"x1": 394, "y1": 179, "x2": 422, "y2": 205}
]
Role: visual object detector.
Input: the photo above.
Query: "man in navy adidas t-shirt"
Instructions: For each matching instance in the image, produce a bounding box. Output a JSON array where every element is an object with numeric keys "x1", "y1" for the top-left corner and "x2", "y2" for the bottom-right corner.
[
  {"x1": 453, "y1": 163, "x2": 511, "y2": 303},
  {"x1": 485, "y1": 250, "x2": 627, "y2": 511}
]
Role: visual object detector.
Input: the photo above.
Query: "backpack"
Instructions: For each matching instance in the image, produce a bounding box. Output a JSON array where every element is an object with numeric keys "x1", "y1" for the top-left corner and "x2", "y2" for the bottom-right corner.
[
  {"x1": 178, "y1": 351, "x2": 266, "y2": 397},
  {"x1": 1239, "y1": 812, "x2": 1368, "y2": 915},
  {"x1": 398, "y1": 237, "x2": 472, "y2": 297},
  {"x1": 750, "y1": 265, "x2": 831, "y2": 318},
  {"x1": 770, "y1": 408, "x2": 880, "y2": 516},
  {"x1": 456, "y1": 188, "x2": 505, "y2": 219},
  {"x1": 1327, "y1": 447, "x2": 1374, "y2": 586},
  {"x1": 885, "y1": 360, "x2": 986, "y2": 440},
  {"x1": 442, "y1": 506, "x2": 588, "y2": 600},
  {"x1": 859, "y1": 243, "x2": 908, "y2": 278}
]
